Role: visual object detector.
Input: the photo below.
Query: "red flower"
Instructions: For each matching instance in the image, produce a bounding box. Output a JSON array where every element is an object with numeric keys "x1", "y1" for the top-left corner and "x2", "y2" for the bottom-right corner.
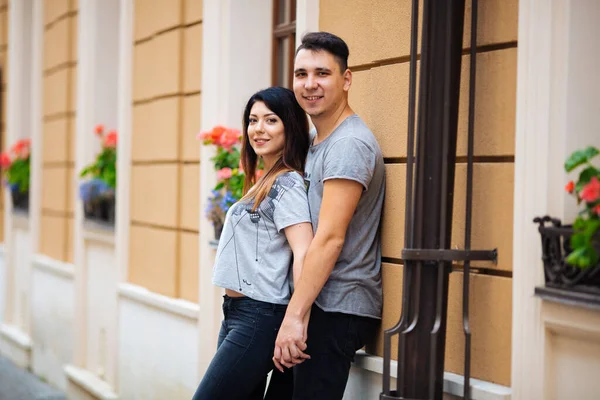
[
  {"x1": 103, "y1": 130, "x2": 117, "y2": 148},
  {"x1": 594, "y1": 204, "x2": 600, "y2": 215},
  {"x1": 197, "y1": 126, "x2": 227, "y2": 145},
  {"x1": 95, "y1": 124, "x2": 105, "y2": 136},
  {"x1": 255, "y1": 169, "x2": 264, "y2": 180},
  {"x1": 565, "y1": 180, "x2": 575, "y2": 193},
  {"x1": 219, "y1": 128, "x2": 241, "y2": 149},
  {"x1": 580, "y1": 176, "x2": 600, "y2": 203},
  {"x1": 10, "y1": 139, "x2": 31, "y2": 159},
  {"x1": 0, "y1": 152, "x2": 11, "y2": 168}
]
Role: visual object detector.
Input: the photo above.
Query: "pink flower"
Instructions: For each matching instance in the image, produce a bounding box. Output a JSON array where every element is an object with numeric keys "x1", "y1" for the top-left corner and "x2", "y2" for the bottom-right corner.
[
  {"x1": 0, "y1": 152, "x2": 11, "y2": 168},
  {"x1": 103, "y1": 130, "x2": 117, "y2": 148},
  {"x1": 18, "y1": 146, "x2": 30, "y2": 160},
  {"x1": 580, "y1": 176, "x2": 600, "y2": 203},
  {"x1": 217, "y1": 167, "x2": 233, "y2": 180},
  {"x1": 11, "y1": 139, "x2": 30, "y2": 156}
]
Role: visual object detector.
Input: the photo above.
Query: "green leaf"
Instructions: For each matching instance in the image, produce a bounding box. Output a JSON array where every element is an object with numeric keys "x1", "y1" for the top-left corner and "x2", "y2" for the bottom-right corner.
[
  {"x1": 565, "y1": 146, "x2": 600, "y2": 172},
  {"x1": 575, "y1": 166, "x2": 600, "y2": 193},
  {"x1": 566, "y1": 247, "x2": 596, "y2": 268},
  {"x1": 571, "y1": 232, "x2": 586, "y2": 248}
]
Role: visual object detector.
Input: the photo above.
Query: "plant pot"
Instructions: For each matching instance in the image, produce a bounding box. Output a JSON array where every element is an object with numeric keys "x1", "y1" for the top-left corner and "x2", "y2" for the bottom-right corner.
[
  {"x1": 83, "y1": 192, "x2": 116, "y2": 225},
  {"x1": 534, "y1": 216, "x2": 600, "y2": 294},
  {"x1": 11, "y1": 188, "x2": 29, "y2": 211}
]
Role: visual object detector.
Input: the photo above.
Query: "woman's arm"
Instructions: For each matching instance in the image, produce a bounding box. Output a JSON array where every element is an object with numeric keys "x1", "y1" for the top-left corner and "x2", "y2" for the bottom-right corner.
[{"x1": 283, "y1": 222, "x2": 314, "y2": 290}]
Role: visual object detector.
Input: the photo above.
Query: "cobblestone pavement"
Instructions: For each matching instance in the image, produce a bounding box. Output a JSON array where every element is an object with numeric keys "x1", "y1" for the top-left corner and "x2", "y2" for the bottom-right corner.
[{"x1": 0, "y1": 356, "x2": 66, "y2": 400}]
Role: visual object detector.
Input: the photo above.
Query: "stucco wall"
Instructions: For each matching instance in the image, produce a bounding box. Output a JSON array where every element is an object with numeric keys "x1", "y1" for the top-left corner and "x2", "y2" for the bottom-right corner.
[
  {"x1": 40, "y1": 0, "x2": 78, "y2": 263},
  {"x1": 129, "y1": 0, "x2": 202, "y2": 302},
  {"x1": 321, "y1": 0, "x2": 517, "y2": 386}
]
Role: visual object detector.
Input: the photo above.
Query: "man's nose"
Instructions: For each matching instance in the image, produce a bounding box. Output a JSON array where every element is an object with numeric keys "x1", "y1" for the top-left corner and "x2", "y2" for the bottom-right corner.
[{"x1": 305, "y1": 75, "x2": 318, "y2": 90}]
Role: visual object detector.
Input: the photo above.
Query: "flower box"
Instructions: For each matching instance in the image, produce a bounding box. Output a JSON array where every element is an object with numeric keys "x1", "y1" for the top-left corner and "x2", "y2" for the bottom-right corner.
[
  {"x1": 83, "y1": 191, "x2": 115, "y2": 225},
  {"x1": 10, "y1": 187, "x2": 29, "y2": 211},
  {"x1": 535, "y1": 216, "x2": 600, "y2": 294},
  {"x1": 79, "y1": 124, "x2": 117, "y2": 226},
  {"x1": 1, "y1": 138, "x2": 31, "y2": 213}
]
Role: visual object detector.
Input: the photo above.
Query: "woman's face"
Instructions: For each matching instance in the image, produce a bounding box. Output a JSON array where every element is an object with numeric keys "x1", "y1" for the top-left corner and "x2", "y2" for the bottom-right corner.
[{"x1": 247, "y1": 101, "x2": 286, "y2": 167}]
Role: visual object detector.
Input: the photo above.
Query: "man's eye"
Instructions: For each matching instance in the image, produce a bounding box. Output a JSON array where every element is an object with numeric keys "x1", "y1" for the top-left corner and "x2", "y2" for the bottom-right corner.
[{"x1": 295, "y1": 72, "x2": 306, "y2": 78}]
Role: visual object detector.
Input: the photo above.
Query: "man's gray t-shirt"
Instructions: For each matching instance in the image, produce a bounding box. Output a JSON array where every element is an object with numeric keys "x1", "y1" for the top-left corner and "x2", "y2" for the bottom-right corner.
[
  {"x1": 212, "y1": 171, "x2": 311, "y2": 304},
  {"x1": 305, "y1": 114, "x2": 384, "y2": 319}
]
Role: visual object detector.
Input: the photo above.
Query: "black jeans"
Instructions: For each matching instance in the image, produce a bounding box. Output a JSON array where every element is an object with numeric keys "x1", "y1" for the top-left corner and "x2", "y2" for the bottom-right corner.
[
  {"x1": 192, "y1": 295, "x2": 292, "y2": 400},
  {"x1": 292, "y1": 304, "x2": 380, "y2": 400}
]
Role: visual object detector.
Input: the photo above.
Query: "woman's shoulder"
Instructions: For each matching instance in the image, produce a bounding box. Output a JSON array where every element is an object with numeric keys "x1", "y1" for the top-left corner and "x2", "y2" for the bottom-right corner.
[{"x1": 276, "y1": 170, "x2": 306, "y2": 188}]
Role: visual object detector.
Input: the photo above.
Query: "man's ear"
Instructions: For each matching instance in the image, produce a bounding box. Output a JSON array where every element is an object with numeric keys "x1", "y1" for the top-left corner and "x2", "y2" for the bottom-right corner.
[{"x1": 343, "y1": 69, "x2": 352, "y2": 92}]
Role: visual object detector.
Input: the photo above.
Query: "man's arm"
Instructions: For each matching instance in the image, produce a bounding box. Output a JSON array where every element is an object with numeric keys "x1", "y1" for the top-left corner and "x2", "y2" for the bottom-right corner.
[{"x1": 273, "y1": 179, "x2": 363, "y2": 370}]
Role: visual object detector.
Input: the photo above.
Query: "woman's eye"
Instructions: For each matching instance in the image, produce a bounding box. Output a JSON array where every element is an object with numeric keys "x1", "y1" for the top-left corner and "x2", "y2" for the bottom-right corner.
[
  {"x1": 267, "y1": 118, "x2": 278, "y2": 124},
  {"x1": 249, "y1": 118, "x2": 257, "y2": 124}
]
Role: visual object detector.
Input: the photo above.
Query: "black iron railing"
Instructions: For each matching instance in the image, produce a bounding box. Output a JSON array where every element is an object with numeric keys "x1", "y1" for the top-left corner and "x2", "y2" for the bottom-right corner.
[{"x1": 381, "y1": 0, "x2": 498, "y2": 399}]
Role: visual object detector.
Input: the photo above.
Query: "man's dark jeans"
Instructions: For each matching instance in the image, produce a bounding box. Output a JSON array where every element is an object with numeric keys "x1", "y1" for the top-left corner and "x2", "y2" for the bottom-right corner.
[
  {"x1": 192, "y1": 295, "x2": 292, "y2": 400},
  {"x1": 292, "y1": 304, "x2": 380, "y2": 400}
]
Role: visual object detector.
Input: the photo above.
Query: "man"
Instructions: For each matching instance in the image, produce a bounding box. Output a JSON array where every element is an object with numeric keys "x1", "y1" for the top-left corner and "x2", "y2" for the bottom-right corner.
[{"x1": 273, "y1": 31, "x2": 385, "y2": 399}]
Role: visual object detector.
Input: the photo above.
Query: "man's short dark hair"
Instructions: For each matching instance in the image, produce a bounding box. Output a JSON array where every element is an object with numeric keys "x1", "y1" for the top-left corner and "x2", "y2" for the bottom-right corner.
[{"x1": 296, "y1": 31, "x2": 350, "y2": 72}]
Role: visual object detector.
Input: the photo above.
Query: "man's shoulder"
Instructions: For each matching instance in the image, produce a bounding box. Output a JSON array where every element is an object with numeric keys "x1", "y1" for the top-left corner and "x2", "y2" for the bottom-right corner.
[{"x1": 330, "y1": 115, "x2": 382, "y2": 156}]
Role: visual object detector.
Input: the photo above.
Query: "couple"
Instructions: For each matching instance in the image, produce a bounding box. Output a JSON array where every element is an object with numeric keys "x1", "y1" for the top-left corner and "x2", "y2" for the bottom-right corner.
[{"x1": 192, "y1": 32, "x2": 385, "y2": 400}]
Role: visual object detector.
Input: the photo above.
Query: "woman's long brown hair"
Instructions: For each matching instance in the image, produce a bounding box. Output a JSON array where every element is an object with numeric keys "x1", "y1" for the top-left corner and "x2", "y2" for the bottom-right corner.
[{"x1": 239, "y1": 87, "x2": 309, "y2": 211}]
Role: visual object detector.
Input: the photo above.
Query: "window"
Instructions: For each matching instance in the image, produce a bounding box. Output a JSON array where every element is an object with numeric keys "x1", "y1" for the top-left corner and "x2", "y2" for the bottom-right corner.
[{"x1": 272, "y1": 0, "x2": 296, "y2": 88}]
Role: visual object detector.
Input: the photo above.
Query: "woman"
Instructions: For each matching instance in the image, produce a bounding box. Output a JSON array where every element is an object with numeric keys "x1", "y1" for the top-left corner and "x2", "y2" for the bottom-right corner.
[{"x1": 192, "y1": 87, "x2": 312, "y2": 400}]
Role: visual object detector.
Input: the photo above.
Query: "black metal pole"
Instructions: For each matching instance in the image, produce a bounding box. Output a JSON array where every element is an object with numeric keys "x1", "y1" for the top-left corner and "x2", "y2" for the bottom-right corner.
[{"x1": 401, "y1": 0, "x2": 465, "y2": 398}]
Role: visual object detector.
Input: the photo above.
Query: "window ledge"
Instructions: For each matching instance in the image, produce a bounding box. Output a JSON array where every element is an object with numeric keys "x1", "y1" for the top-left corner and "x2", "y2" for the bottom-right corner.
[
  {"x1": 82, "y1": 220, "x2": 115, "y2": 246},
  {"x1": 118, "y1": 283, "x2": 200, "y2": 320},
  {"x1": 354, "y1": 350, "x2": 512, "y2": 400},
  {"x1": 64, "y1": 364, "x2": 119, "y2": 400},
  {"x1": 535, "y1": 285, "x2": 600, "y2": 311},
  {"x1": 32, "y1": 254, "x2": 75, "y2": 279}
]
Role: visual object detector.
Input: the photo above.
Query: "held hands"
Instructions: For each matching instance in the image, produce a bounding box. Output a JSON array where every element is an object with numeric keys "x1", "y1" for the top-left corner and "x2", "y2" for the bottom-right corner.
[{"x1": 272, "y1": 310, "x2": 311, "y2": 372}]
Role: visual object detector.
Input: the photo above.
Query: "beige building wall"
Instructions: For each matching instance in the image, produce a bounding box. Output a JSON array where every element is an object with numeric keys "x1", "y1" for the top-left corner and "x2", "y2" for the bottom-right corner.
[
  {"x1": 321, "y1": 0, "x2": 517, "y2": 387},
  {"x1": 40, "y1": 0, "x2": 78, "y2": 263},
  {"x1": 0, "y1": 0, "x2": 8, "y2": 243},
  {"x1": 129, "y1": 0, "x2": 202, "y2": 302}
]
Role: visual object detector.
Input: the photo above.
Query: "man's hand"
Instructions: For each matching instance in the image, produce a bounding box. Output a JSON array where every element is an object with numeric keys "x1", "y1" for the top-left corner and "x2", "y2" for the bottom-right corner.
[{"x1": 273, "y1": 313, "x2": 310, "y2": 372}]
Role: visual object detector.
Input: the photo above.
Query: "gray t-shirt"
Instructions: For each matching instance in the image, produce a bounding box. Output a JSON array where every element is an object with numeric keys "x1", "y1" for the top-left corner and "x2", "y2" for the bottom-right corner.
[
  {"x1": 212, "y1": 171, "x2": 311, "y2": 304},
  {"x1": 305, "y1": 114, "x2": 384, "y2": 319}
]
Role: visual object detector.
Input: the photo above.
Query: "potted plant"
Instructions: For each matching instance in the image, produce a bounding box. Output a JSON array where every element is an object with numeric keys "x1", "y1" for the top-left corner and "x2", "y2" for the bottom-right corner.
[
  {"x1": 0, "y1": 138, "x2": 31, "y2": 212},
  {"x1": 79, "y1": 124, "x2": 117, "y2": 225},
  {"x1": 535, "y1": 146, "x2": 600, "y2": 292},
  {"x1": 197, "y1": 126, "x2": 263, "y2": 241}
]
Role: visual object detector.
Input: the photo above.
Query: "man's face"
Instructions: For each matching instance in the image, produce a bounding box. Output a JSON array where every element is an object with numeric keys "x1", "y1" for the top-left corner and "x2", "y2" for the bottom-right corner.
[{"x1": 293, "y1": 49, "x2": 351, "y2": 119}]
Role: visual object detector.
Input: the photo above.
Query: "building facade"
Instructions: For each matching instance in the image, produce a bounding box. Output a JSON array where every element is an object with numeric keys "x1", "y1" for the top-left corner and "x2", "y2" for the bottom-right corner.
[{"x1": 0, "y1": 0, "x2": 598, "y2": 399}]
